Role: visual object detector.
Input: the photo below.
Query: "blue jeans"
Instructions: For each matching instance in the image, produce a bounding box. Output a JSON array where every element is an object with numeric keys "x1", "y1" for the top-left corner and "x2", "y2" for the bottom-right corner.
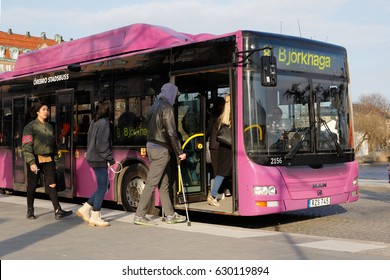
[
  {"x1": 211, "y1": 175, "x2": 225, "y2": 198},
  {"x1": 87, "y1": 167, "x2": 108, "y2": 211}
]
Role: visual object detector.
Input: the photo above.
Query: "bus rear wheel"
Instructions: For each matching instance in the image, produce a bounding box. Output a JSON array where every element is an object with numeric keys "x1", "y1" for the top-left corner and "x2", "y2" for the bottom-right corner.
[{"x1": 120, "y1": 164, "x2": 160, "y2": 215}]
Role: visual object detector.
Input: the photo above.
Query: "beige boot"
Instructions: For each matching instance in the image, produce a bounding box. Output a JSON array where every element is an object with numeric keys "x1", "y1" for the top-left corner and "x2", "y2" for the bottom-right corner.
[
  {"x1": 89, "y1": 210, "x2": 110, "y2": 227},
  {"x1": 76, "y1": 202, "x2": 93, "y2": 223},
  {"x1": 207, "y1": 194, "x2": 220, "y2": 206}
]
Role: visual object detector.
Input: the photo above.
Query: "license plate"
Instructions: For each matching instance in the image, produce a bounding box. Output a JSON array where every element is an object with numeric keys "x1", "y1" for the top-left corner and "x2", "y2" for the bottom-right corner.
[{"x1": 308, "y1": 197, "x2": 330, "y2": 208}]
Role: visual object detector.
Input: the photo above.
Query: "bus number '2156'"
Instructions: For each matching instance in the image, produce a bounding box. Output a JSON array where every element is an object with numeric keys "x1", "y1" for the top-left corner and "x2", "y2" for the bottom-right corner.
[{"x1": 270, "y1": 157, "x2": 283, "y2": 165}]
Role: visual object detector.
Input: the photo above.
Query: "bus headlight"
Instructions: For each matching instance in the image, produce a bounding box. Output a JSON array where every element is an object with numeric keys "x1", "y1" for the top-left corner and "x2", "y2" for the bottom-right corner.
[
  {"x1": 352, "y1": 177, "x2": 358, "y2": 186},
  {"x1": 253, "y1": 186, "x2": 277, "y2": 195}
]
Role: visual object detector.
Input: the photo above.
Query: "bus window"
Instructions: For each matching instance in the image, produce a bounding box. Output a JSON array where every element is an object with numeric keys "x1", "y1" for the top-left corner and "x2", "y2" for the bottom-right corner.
[
  {"x1": 243, "y1": 73, "x2": 311, "y2": 155},
  {"x1": 0, "y1": 100, "x2": 12, "y2": 146},
  {"x1": 114, "y1": 96, "x2": 151, "y2": 146},
  {"x1": 58, "y1": 111, "x2": 71, "y2": 149},
  {"x1": 313, "y1": 80, "x2": 349, "y2": 151},
  {"x1": 114, "y1": 93, "x2": 153, "y2": 146},
  {"x1": 74, "y1": 91, "x2": 92, "y2": 146},
  {"x1": 76, "y1": 114, "x2": 91, "y2": 145},
  {"x1": 13, "y1": 98, "x2": 27, "y2": 185},
  {"x1": 112, "y1": 75, "x2": 159, "y2": 146}
]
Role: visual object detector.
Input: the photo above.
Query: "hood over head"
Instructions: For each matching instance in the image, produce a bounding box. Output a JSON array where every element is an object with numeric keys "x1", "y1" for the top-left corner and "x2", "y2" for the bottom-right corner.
[{"x1": 158, "y1": 83, "x2": 179, "y2": 105}]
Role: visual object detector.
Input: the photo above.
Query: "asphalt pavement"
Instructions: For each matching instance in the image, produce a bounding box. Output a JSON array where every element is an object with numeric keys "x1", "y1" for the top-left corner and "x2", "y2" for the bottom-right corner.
[{"x1": 1, "y1": 182, "x2": 390, "y2": 261}]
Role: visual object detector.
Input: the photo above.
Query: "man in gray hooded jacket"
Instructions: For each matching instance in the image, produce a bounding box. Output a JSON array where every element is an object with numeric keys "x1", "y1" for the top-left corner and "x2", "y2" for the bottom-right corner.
[{"x1": 134, "y1": 83, "x2": 187, "y2": 226}]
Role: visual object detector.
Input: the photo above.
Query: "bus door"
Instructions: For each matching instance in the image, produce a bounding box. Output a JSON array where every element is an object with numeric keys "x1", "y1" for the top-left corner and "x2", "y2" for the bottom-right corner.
[
  {"x1": 174, "y1": 70, "x2": 232, "y2": 211},
  {"x1": 12, "y1": 97, "x2": 27, "y2": 190},
  {"x1": 55, "y1": 89, "x2": 75, "y2": 198}
]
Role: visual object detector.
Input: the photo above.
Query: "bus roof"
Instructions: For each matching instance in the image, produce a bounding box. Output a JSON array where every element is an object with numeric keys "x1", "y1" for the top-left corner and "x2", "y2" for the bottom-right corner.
[
  {"x1": 0, "y1": 23, "x2": 346, "y2": 81},
  {"x1": 2, "y1": 23, "x2": 229, "y2": 79}
]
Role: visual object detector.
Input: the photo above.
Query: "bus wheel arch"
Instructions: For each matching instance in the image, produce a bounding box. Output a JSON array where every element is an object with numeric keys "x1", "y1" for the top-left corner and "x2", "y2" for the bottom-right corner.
[{"x1": 119, "y1": 163, "x2": 160, "y2": 215}]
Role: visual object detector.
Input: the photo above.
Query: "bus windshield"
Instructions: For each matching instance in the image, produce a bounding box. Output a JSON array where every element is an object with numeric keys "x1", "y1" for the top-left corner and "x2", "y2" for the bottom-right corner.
[{"x1": 242, "y1": 40, "x2": 352, "y2": 166}]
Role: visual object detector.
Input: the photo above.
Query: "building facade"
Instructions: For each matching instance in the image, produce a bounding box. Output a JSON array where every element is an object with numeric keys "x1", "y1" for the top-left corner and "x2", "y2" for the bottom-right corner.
[{"x1": 0, "y1": 29, "x2": 62, "y2": 73}]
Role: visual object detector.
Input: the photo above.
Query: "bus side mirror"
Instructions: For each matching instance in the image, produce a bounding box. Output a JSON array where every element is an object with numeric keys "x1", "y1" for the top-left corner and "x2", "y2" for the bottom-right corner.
[{"x1": 261, "y1": 56, "x2": 277, "y2": 87}]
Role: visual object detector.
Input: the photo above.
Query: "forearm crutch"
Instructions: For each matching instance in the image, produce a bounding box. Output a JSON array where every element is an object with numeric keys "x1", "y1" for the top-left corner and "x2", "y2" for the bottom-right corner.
[{"x1": 178, "y1": 159, "x2": 191, "y2": 226}]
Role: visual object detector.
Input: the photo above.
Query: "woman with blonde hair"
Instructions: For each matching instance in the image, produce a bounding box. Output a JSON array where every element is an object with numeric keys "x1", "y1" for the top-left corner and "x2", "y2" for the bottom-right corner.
[{"x1": 207, "y1": 94, "x2": 232, "y2": 206}]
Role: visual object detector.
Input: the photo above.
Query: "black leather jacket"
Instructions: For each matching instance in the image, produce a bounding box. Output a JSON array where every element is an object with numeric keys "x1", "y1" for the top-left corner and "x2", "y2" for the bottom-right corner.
[{"x1": 147, "y1": 97, "x2": 183, "y2": 156}]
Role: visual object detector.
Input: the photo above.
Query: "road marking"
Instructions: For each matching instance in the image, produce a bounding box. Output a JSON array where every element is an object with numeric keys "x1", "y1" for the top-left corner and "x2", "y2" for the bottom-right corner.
[
  {"x1": 296, "y1": 240, "x2": 387, "y2": 253},
  {"x1": 103, "y1": 211, "x2": 278, "y2": 238},
  {"x1": 156, "y1": 219, "x2": 278, "y2": 238},
  {"x1": 359, "y1": 179, "x2": 389, "y2": 187}
]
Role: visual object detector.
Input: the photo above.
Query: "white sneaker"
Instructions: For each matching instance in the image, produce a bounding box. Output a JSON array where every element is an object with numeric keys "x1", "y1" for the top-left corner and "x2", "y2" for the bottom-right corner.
[
  {"x1": 216, "y1": 193, "x2": 225, "y2": 201},
  {"x1": 166, "y1": 213, "x2": 186, "y2": 224}
]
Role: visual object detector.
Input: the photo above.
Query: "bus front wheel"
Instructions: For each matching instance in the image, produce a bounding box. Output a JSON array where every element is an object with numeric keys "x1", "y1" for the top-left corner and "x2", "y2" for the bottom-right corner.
[{"x1": 120, "y1": 164, "x2": 160, "y2": 215}]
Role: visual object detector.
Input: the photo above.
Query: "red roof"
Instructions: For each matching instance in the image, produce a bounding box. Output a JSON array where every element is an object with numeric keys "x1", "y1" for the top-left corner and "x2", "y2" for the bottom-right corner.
[{"x1": 0, "y1": 31, "x2": 59, "y2": 50}]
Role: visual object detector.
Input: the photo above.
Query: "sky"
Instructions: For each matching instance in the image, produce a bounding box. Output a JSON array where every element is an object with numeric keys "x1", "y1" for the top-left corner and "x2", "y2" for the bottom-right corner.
[{"x1": 0, "y1": 0, "x2": 389, "y2": 102}]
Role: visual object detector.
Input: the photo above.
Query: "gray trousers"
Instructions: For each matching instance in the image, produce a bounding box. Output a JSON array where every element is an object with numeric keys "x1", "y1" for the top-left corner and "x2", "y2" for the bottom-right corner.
[{"x1": 135, "y1": 146, "x2": 175, "y2": 217}]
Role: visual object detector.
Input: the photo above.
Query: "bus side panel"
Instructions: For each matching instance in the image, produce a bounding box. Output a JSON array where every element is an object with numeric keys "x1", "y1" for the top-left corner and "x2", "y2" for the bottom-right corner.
[
  {"x1": 0, "y1": 149, "x2": 14, "y2": 189},
  {"x1": 237, "y1": 161, "x2": 287, "y2": 216},
  {"x1": 73, "y1": 148, "x2": 98, "y2": 199},
  {"x1": 73, "y1": 149, "x2": 149, "y2": 202},
  {"x1": 279, "y1": 161, "x2": 359, "y2": 201},
  {"x1": 73, "y1": 148, "x2": 119, "y2": 201}
]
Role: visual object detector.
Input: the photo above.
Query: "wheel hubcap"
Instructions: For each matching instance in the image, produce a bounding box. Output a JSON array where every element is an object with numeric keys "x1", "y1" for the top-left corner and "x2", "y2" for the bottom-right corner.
[{"x1": 126, "y1": 178, "x2": 145, "y2": 208}]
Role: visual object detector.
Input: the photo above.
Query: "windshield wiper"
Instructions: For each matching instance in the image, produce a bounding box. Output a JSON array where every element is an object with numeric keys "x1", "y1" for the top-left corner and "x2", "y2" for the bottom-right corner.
[
  {"x1": 284, "y1": 119, "x2": 344, "y2": 160},
  {"x1": 284, "y1": 124, "x2": 314, "y2": 160},
  {"x1": 320, "y1": 118, "x2": 344, "y2": 157}
]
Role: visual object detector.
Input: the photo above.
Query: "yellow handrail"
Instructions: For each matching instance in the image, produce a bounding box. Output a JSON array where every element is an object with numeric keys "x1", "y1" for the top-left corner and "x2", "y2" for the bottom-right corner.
[
  {"x1": 57, "y1": 149, "x2": 70, "y2": 158},
  {"x1": 244, "y1": 124, "x2": 263, "y2": 140},
  {"x1": 177, "y1": 133, "x2": 204, "y2": 194}
]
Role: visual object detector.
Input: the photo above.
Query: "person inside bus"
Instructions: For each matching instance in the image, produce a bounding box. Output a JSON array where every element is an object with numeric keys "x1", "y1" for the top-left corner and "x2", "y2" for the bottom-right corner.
[
  {"x1": 76, "y1": 99, "x2": 115, "y2": 227},
  {"x1": 206, "y1": 96, "x2": 227, "y2": 196},
  {"x1": 75, "y1": 114, "x2": 90, "y2": 145},
  {"x1": 133, "y1": 83, "x2": 187, "y2": 226},
  {"x1": 79, "y1": 114, "x2": 90, "y2": 133},
  {"x1": 58, "y1": 112, "x2": 70, "y2": 149},
  {"x1": 267, "y1": 106, "x2": 286, "y2": 149},
  {"x1": 181, "y1": 109, "x2": 200, "y2": 185},
  {"x1": 22, "y1": 101, "x2": 73, "y2": 220},
  {"x1": 207, "y1": 94, "x2": 232, "y2": 207}
]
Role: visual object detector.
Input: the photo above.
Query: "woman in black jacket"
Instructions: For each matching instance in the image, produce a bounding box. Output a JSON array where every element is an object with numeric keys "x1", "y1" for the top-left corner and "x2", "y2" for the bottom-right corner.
[{"x1": 207, "y1": 95, "x2": 232, "y2": 206}]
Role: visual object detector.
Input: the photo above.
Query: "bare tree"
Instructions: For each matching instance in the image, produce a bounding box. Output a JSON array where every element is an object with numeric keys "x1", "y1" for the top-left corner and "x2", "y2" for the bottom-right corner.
[{"x1": 353, "y1": 93, "x2": 390, "y2": 154}]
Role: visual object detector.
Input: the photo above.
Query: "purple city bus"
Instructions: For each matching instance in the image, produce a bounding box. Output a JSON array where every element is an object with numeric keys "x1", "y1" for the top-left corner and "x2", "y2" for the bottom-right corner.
[{"x1": 0, "y1": 23, "x2": 358, "y2": 216}]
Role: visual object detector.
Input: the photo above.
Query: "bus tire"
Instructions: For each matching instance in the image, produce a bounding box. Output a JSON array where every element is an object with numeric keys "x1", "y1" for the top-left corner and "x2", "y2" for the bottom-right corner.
[{"x1": 120, "y1": 163, "x2": 160, "y2": 215}]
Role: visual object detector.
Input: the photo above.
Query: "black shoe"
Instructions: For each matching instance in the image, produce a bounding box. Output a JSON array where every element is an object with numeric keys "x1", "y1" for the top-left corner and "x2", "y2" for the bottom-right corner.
[
  {"x1": 55, "y1": 209, "x2": 73, "y2": 220},
  {"x1": 26, "y1": 208, "x2": 36, "y2": 219}
]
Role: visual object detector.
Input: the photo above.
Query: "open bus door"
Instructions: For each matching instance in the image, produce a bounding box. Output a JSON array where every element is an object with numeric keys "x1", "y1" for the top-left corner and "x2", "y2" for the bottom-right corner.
[
  {"x1": 55, "y1": 89, "x2": 75, "y2": 198},
  {"x1": 173, "y1": 70, "x2": 235, "y2": 214}
]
